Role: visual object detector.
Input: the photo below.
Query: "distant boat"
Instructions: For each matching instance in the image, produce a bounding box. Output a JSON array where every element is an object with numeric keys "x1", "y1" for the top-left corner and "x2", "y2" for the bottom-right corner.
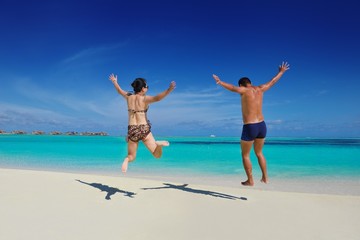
[{"x1": 210, "y1": 134, "x2": 216, "y2": 138}]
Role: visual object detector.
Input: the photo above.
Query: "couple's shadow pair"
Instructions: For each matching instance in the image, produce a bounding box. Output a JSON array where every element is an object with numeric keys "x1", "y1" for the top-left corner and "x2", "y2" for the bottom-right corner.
[{"x1": 76, "y1": 180, "x2": 247, "y2": 201}]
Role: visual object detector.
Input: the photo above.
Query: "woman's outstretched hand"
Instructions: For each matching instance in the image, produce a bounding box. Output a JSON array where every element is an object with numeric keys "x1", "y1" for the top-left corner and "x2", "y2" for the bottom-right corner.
[
  {"x1": 212, "y1": 74, "x2": 221, "y2": 84},
  {"x1": 109, "y1": 73, "x2": 118, "y2": 84}
]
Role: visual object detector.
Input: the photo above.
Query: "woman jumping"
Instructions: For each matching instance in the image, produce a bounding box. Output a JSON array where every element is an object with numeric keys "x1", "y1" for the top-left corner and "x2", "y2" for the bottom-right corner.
[{"x1": 109, "y1": 73, "x2": 176, "y2": 173}]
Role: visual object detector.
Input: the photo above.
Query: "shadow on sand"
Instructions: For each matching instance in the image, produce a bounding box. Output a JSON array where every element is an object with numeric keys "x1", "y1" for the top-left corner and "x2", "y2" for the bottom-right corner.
[
  {"x1": 142, "y1": 183, "x2": 247, "y2": 201},
  {"x1": 76, "y1": 180, "x2": 136, "y2": 200}
]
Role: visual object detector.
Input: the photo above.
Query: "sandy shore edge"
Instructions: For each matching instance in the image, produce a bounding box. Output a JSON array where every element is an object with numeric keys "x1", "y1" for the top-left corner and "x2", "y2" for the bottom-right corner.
[{"x1": 1, "y1": 168, "x2": 359, "y2": 240}]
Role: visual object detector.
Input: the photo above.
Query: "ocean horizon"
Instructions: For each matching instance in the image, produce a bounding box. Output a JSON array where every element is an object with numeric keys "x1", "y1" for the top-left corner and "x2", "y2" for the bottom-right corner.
[{"x1": 1, "y1": 134, "x2": 359, "y2": 195}]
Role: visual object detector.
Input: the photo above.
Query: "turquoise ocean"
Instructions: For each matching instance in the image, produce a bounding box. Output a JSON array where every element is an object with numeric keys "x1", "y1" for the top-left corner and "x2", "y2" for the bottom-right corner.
[{"x1": 1, "y1": 135, "x2": 359, "y2": 195}]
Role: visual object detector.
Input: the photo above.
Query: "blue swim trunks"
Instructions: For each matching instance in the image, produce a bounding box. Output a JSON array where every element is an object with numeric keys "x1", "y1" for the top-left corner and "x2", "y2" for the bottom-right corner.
[{"x1": 241, "y1": 121, "x2": 267, "y2": 141}]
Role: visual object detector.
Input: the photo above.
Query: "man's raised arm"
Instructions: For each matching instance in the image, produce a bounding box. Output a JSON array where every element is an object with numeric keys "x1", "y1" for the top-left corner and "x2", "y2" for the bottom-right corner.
[
  {"x1": 213, "y1": 74, "x2": 243, "y2": 93},
  {"x1": 259, "y1": 62, "x2": 290, "y2": 92}
]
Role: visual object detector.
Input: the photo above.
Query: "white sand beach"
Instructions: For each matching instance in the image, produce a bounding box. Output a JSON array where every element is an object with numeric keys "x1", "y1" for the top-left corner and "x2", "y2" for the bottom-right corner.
[{"x1": 1, "y1": 168, "x2": 359, "y2": 240}]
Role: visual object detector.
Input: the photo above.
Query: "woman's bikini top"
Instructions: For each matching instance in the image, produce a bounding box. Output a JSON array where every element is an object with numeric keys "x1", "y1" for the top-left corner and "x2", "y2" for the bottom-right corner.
[
  {"x1": 128, "y1": 107, "x2": 148, "y2": 114},
  {"x1": 128, "y1": 107, "x2": 150, "y2": 125}
]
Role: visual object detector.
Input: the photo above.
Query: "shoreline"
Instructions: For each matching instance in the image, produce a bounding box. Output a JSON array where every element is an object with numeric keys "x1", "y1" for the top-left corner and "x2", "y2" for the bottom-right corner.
[
  {"x1": 2, "y1": 135, "x2": 359, "y2": 197},
  {"x1": 1, "y1": 166, "x2": 359, "y2": 196},
  {"x1": 1, "y1": 167, "x2": 359, "y2": 240}
]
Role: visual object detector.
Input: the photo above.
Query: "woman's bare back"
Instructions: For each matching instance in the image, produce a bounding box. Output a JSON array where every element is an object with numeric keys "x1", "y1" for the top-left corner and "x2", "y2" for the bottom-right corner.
[{"x1": 127, "y1": 95, "x2": 149, "y2": 125}]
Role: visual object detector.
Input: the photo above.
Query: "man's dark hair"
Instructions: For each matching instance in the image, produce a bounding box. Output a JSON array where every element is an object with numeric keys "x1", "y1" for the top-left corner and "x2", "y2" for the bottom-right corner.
[{"x1": 238, "y1": 77, "x2": 251, "y2": 87}]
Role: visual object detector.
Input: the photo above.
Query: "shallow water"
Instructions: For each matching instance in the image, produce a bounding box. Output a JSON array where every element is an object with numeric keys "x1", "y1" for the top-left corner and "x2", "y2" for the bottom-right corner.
[{"x1": 1, "y1": 135, "x2": 359, "y2": 195}]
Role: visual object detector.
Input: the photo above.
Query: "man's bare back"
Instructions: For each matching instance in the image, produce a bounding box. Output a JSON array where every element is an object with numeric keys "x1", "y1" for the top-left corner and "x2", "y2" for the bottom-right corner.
[{"x1": 240, "y1": 86, "x2": 264, "y2": 124}]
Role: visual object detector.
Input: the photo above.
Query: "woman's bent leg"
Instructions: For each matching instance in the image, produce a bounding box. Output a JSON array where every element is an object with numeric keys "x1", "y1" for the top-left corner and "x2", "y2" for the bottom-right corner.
[{"x1": 143, "y1": 133, "x2": 169, "y2": 159}]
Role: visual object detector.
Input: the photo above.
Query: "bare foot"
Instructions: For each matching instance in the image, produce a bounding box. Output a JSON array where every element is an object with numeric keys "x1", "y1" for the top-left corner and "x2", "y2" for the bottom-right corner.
[
  {"x1": 241, "y1": 180, "x2": 254, "y2": 186},
  {"x1": 153, "y1": 141, "x2": 169, "y2": 158},
  {"x1": 260, "y1": 177, "x2": 269, "y2": 184},
  {"x1": 155, "y1": 141, "x2": 170, "y2": 147},
  {"x1": 122, "y1": 159, "x2": 129, "y2": 173}
]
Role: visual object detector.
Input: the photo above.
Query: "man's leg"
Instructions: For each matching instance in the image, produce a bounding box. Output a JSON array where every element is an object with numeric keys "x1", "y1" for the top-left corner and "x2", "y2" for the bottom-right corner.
[
  {"x1": 241, "y1": 140, "x2": 254, "y2": 186},
  {"x1": 254, "y1": 138, "x2": 268, "y2": 183}
]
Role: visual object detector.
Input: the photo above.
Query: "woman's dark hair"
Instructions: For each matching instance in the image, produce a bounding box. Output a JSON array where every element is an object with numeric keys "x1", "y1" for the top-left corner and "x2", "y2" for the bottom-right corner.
[
  {"x1": 238, "y1": 77, "x2": 251, "y2": 87},
  {"x1": 131, "y1": 78, "x2": 147, "y2": 93}
]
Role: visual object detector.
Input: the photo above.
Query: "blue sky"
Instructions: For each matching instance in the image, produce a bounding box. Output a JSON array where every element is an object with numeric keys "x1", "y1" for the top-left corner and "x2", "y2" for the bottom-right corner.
[{"x1": 0, "y1": 0, "x2": 359, "y2": 137}]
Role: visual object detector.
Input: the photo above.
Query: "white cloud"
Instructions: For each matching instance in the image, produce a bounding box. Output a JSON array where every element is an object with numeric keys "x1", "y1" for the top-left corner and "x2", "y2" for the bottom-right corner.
[
  {"x1": 0, "y1": 76, "x2": 130, "y2": 133},
  {"x1": 267, "y1": 119, "x2": 283, "y2": 125},
  {"x1": 12, "y1": 79, "x2": 126, "y2": 119},
  {"x1": 62, "y1": 42, "x2": 127, "y2": 64},
  {"x1": 317, "y1": 90, "x2": 329, "y2": 96},
  {"x1": 264, "y1": 99, "x2": 292, "y2": 107},
  {"x1": 0, "y1": 102, "x2": 73, "y2": 128},
  {"x1": 147, "y1": 87, "x2": 241, "y2": 124}
]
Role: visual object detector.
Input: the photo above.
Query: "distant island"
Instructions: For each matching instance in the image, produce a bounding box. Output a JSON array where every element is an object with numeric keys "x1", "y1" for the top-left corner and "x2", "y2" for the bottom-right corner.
[{"x1": 0, "y1": 130, "x2": 108, "y2": 136}]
